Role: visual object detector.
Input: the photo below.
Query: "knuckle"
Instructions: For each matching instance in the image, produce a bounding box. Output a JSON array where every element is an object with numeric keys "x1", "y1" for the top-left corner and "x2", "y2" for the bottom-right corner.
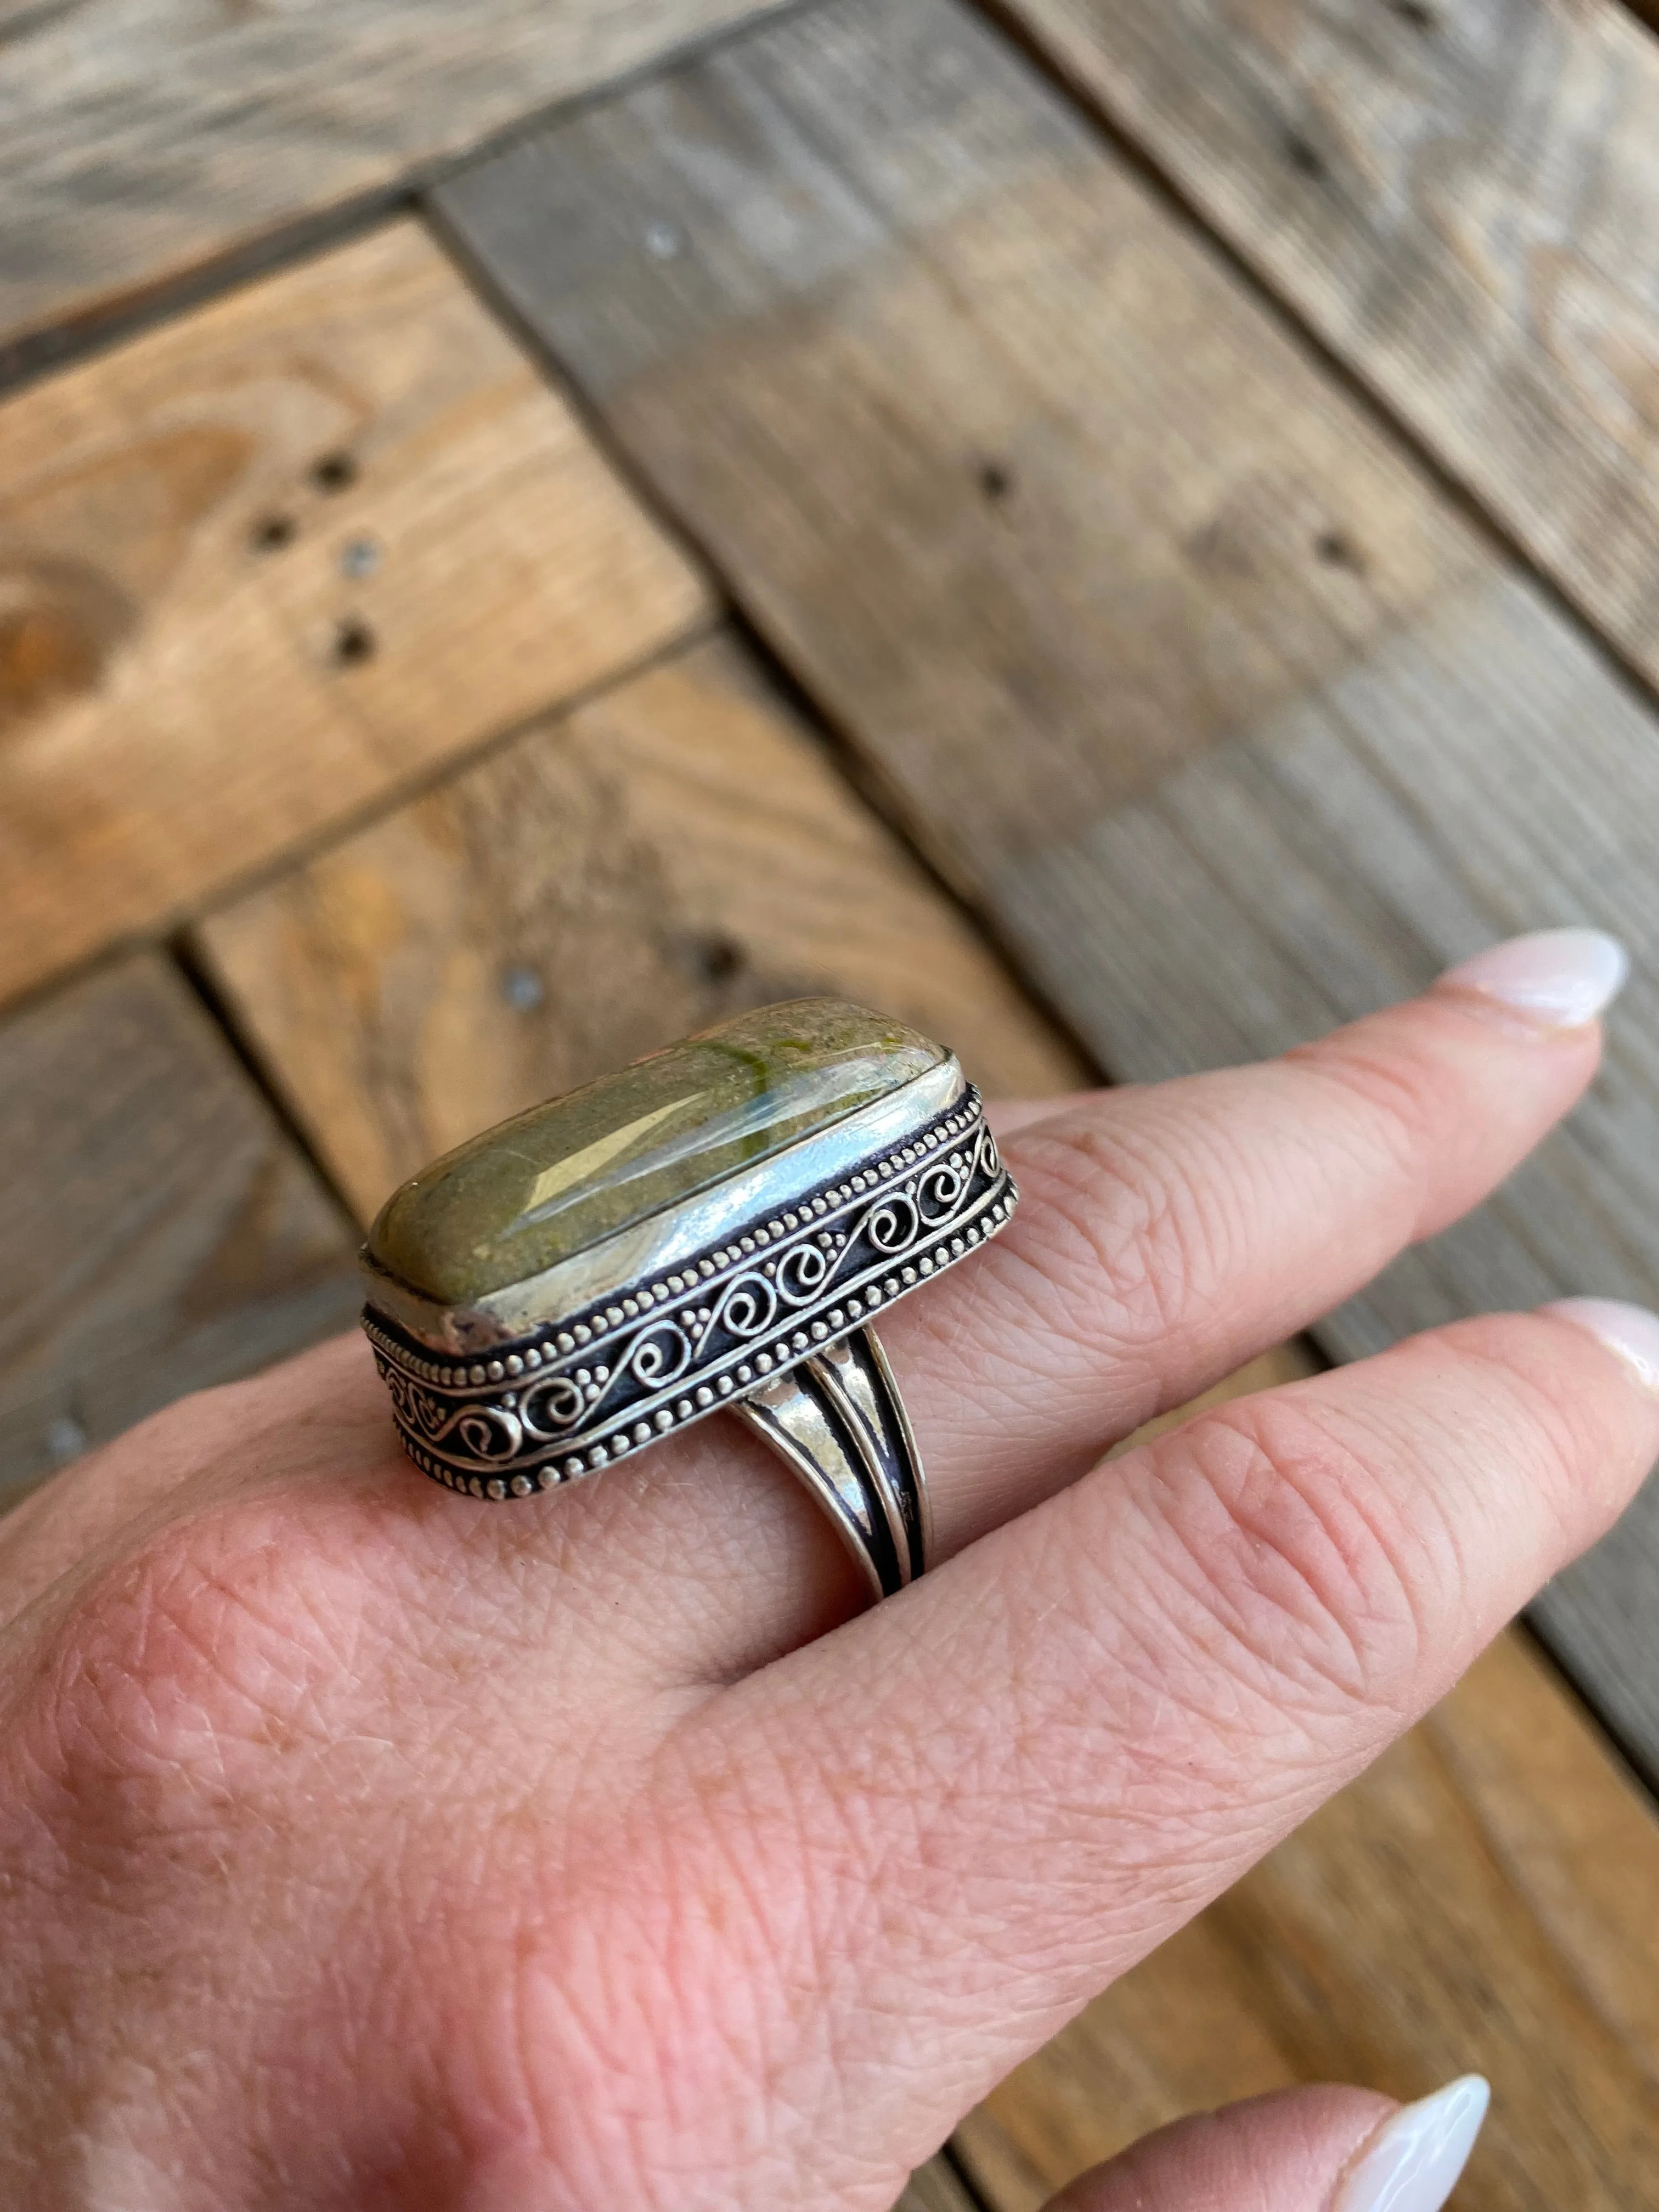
[
  {"x1": 1284, "y1": 1034, "x2": 1443, "y2": 1189},
  {"x1": 22, "y1": 1493, "x2": 375, "y2": 1846},
  {"x1": 488, "y1": 1769, "x2": 839, "y2": 2198},
  {"x1": 1006, "y1": 1118, "x2": 1224, "y2": 1358},
  {"x1": 1138, "y1": 1395, "x2": 1432, "y2": 1723},
  {"x1": 1410, "y1": 1323, "x2": 1612, "y2": 1558}
]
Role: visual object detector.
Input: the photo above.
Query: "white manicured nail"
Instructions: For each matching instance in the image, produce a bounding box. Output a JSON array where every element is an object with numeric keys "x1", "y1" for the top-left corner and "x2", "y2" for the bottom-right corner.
[
  {"x1": 1543, "y1": 1298, "x2": 1659, "y2": 1399},
  {"x1": 1333, "y1": 2076, "x2": 1490, "y2": 2212},
  {"x1": 1438, "y1": 928, "x2": 1628, "y2": 1028}
]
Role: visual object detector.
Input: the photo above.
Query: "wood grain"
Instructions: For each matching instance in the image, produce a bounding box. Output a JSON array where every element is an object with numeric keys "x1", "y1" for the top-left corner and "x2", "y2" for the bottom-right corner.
[
  {"x1": 953, "y1": 1630, "x2": 1659, "y2": 2212},
  {"x1": 0, "y1": 218, "x2": 712, "y2": 1009},
  {"x1": 991, "y1": 0, "x2": 1659, "y2": 724},
  {"x1": 0, "y1": 0, "x2": 790, "y2": 381},
  {"x1": 431, "y1": 0, "x2": 1659, "y2": 1788},
  {"x1": 193, "y1": 631, "x2": 1088, "y2": 1225},
  {"x1": 0, "y1": 952, "x2": 362, "y2": 1504}
]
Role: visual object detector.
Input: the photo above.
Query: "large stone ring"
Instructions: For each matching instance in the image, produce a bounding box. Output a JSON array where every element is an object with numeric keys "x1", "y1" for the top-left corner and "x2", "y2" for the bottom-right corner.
[{"x1": 360, "y1": 1000, "x2": 1019, "y2": 1601}]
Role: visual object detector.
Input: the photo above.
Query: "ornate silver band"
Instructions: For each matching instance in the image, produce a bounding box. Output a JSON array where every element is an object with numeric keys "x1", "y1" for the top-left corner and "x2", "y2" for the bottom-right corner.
[{"x1": 362, "y1": 1084, "x2": 1012, "y2": 1588}]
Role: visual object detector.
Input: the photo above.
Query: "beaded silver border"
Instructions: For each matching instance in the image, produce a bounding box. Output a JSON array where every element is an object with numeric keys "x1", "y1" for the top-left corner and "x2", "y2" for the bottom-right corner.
[{"x1": 364, "y1": 1087, "x2": 1014, "y2": 1499}]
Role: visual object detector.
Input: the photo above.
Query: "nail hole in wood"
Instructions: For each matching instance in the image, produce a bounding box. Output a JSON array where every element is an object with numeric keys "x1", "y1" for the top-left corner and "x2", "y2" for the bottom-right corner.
[
  {"x1": 338, "y1": 535, "x2": 382, "y2": 579},
  {"x1": 698, "y1": 936, "x2": 746, "y2": 984},
  {"x1": 1283, "y1": 129, "x2": 1326, "y2": 179},
  {"x1": 1314, "y1": 528, "x2": 1367, "y2": 575},
  {"x1": 250, "y1": 514, "x2": 295, "y2": 552},
  {"x1": 500, "y1": 964, "x2": 545, "y2": 1012},
  {"x1": 977, "y1": 460, "x2": 1014, "y2": 503},
  {"x1": 1389, "y1": 0, "x2": 1436, "y2": 26},
  {"x1": 331, "y1": 616, "x2": 376, "y2": 667},
  {"x1": 45, "y1": 1414, "x2": 87, "y2": 1464},
  {"x1": 311, "y1": 451, "x2": 359, "y2": 494}
]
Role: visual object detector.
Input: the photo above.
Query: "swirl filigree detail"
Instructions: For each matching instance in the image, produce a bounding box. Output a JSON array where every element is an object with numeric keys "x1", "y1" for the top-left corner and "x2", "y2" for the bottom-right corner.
[{"x1": 365, "y1": 1087, "x2": 1015, "y2": 1500}]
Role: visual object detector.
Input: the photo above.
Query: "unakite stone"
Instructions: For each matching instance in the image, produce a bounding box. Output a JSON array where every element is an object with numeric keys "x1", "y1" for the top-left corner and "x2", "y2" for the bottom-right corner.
[{"x1": 366, "y1": 999, "x2": 945, "y2": 1307}]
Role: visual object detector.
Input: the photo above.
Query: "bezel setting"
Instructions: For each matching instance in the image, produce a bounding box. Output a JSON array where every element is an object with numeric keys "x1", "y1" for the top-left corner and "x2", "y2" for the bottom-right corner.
[{"x1": 363, "y1": 1085, "x2": 1015, "y2": 1499}]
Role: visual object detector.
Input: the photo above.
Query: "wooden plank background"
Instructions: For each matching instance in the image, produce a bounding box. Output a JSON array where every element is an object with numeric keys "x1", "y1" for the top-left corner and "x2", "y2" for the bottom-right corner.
[
  {"x1": 993, "y1": 0, "x2": 1659, "y2": 718},
  {"x1": 0, "y1": 952, "x2": 361, "y2": 1501},
  {"x1": 0, "y1": 218, "x2": 712, "y2": 1009},
  {"x1": 0, "y1": 0, "x2": 789, "y2": 383},
  {"x1": 432, "y1": 0, "x2": 1659, "y2": 1791}
]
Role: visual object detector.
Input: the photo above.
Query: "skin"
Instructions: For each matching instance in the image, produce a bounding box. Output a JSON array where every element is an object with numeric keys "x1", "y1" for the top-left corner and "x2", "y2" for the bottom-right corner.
[{"x1": 1, "y1": 977, "x2": 1654, "y2": 2210}]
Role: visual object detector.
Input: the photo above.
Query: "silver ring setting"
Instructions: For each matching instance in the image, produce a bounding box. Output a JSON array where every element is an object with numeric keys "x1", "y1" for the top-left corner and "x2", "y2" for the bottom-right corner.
[{"x1": 359, "y1": 1001, "x2": 1018, "y2": 1599}]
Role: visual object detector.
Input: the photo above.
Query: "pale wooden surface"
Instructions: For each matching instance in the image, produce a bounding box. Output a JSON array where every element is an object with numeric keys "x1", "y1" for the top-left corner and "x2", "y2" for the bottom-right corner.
[
  {"x1": 998, "y1": 0, "x2": 1659, "y2": 713},
  {"x1": 0, "y1": 952, "x2": 362, "y2": 1501},
  {"x1": 194, "y1": 629, "x2": 1090, "y2": 1225},
  {"x1": 0, "y1": 218, "x2": 712, "y2": 1009},
  {"x1": 955, "y1": 1630, "x2": 1659, "y2": 2212},
  {"x1": 0, "y1": 0, "x2": 788, "y2": 382},
  {"x1": 432, "y1": 0, "x2": 1659, "y2": 1788}
]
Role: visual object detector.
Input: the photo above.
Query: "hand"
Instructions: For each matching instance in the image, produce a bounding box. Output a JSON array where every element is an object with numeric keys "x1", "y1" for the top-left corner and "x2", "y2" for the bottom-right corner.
[{"x1": 2, "y1": 932, "x2": 1652, "y2": 2211}]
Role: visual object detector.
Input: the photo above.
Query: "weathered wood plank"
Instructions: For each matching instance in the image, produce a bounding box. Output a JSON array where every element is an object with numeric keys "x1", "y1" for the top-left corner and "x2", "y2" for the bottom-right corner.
[
  {"x1": 955, "y1": 1629, "x2": 1659, "y2": 2211},
  {"x1": 431, "y1": 0, "x2": 1659, "y2": 1786},
  {"x1": 191, "y1": 630, "x2": 1089, "y2": 1222},
  {"x1": 0, "y1": 0, "x2": 791, "y2": 382},
  {"x1": 993, "y1": 0, "x2": 1659, "y2": 718},
  {"x1": 0, "y1": 953, "x2": 362, "y2": 1503},
  {"x1": 0, "y1": 218, "x2": 713, "y2": 1009}
]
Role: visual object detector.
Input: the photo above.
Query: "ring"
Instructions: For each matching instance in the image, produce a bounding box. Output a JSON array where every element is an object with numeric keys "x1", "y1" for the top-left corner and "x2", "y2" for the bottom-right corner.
[{"x1": 359, "y1": 999, "x2": 1019, "y2": 1600}]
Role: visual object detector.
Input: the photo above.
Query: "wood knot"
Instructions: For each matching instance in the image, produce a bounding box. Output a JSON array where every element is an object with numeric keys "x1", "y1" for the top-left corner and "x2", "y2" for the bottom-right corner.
[
  {"x1": 1283, "y1": 128, "x2": 1327, "y2": 180},
  {"x1": 1314, "y1": 528, "x2": 1367, "y2": 575},
  {"x1": 0, "y1": 556, "x2": 137, "y2": 737}
]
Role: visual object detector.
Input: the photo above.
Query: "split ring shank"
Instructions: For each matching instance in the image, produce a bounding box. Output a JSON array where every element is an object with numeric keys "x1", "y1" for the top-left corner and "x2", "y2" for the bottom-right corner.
[{"x1": 735, "y1": 1327, "x2": 930, "y2": 1599}]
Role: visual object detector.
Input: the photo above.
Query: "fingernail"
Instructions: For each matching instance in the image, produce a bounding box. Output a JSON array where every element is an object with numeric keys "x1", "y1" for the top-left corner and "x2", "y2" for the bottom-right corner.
[
  {"x1": 1437, "y1": 927, "x2": 1628, "y2": 1029},
  {"x1": 1333, "y1": 2076, "x2": 1490, "y2": 2212},
  {"x1": 1542, "y1": 1297, "x2": 1659, "y2": 1398}
]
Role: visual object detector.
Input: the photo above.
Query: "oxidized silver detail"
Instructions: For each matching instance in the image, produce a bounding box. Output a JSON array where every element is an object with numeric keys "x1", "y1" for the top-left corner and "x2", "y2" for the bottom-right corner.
[{"x1": 364, "y1": 1089, "x2": 1014, "y2": 1500}]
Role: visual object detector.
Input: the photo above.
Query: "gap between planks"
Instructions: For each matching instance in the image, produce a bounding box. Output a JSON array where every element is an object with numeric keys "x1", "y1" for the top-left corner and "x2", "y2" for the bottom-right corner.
[
  {"x1": 0, "y1": 951, "x2": 363, "y2": 1499},
  {"x1": 0, "y1": 1, "x2": 815, "y2": 392}
]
